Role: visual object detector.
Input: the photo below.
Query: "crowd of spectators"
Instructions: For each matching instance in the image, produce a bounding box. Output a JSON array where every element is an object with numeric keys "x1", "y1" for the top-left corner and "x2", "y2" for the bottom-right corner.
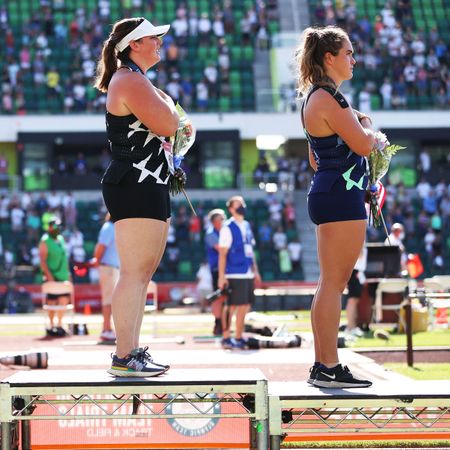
[
  {"x1": 275, "y1": 0, "x2": 450, "y2": 112},
  {"x1": 0, "y1": 190, "x2": 91, "y2": 280},
  {"x1": 253, "y1": 154, "x2": 314, "y2": 190},
  {"x1": 251, "y1": 149, "x2": 450, "y2": 275},
  {"x1": 311, "y1": 0, "x2": 449, "y2": 111},
  {"x1": 1, "y1": 163, "x2": 448, "y2": 287},
  {"x1": 368, "y1": 165, "x2": 450, "y2": 276},
  {"x1": 53, "y1": 149, "x2": 111, "y2": 177},
  {"x1": 383, "y1": 181, "x2": 448, "y2": 274},
  {"x1": 1, "y1": 0, "x2": 279, "y2": 114},
  {"x1": 0, "y1": 188, "x2": 304, "y2": 286},
  {"x1": 159, "y1": 194, "x2": 304, "y2": 281}
]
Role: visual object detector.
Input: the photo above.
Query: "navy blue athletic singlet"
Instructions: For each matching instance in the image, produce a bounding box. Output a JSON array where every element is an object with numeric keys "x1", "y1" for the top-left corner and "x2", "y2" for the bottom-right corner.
[{"x1": 302, "y1": 85, "x2": 368, "y2": 225}]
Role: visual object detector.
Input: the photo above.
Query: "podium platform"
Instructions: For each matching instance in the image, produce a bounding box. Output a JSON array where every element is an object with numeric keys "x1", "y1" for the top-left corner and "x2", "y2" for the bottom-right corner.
[
  {"x1": 268, "y1": 380, "x2": 450, "y2": 449},
  {"x1": 0, "y1": 368, "x2": 268, "y2": 450}
]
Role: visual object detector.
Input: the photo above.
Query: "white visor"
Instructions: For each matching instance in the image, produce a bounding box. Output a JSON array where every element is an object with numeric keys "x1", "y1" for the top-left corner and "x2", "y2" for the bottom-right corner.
[{"x1": 115, "y1": 19, "x2": 170, "y2": 53}]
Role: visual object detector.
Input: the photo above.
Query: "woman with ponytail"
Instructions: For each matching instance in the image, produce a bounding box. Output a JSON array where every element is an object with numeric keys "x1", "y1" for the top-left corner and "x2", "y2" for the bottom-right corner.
[
  {"x1": 296, "y1": 26, "x2": 375, "y2": 388},
  {"x1": 94, "y1": 17, "x2": 179, "y2": 377}
]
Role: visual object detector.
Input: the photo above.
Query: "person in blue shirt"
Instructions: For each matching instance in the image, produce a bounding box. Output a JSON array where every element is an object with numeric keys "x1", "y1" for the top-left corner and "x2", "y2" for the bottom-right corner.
[
  {"x1": 218, "y1": 196, "x2": 261, "y2": 349},
  {"x1": 205, "y1": 208, "x2": 226, "y2": 335},
  {"x1": 91, "y1": 213, "x2": 120, "y2": 343},
  {"x1": 297, "y1": 26, "x2": 375, "y2": 388}
]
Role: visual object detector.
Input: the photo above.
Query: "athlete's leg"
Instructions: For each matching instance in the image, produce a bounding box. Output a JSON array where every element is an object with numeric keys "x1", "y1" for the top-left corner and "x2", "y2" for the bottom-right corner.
[
  {"x1": 311, "y1": 220, "x2": 366, "y2": 366},
  {"x1": 113, "y1": 218, "x2": 169, "y2": 358}
]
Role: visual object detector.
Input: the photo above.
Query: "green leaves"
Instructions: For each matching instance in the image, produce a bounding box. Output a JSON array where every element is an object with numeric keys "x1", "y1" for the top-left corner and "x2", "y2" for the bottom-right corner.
[{"x1": 385, "y1": 144, "x2": 407, "y2": 155}]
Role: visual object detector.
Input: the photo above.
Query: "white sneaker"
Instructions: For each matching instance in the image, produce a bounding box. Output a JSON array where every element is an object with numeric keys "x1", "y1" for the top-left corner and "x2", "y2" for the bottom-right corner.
[
  {"x1": 345, "y1": 327, "x2": 364, "y2": 337},
  {"x1": 100, "y1": 330, "x2": 116, "y2": 342}
]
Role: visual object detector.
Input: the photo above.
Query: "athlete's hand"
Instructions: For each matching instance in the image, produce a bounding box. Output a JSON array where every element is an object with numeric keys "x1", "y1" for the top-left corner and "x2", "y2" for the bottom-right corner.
[
  {"x1": 218, "y1": 275, "x2": 228, "y2": 291},
  {"x1": 173, "y1": 167, "x2": 187, "y2": 186},
  {"x1": 364, "y1": 186, "x2": 380, "y2": 203}
]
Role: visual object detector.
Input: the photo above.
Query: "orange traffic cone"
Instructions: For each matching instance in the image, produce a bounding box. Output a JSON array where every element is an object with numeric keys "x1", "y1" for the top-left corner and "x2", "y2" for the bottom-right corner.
[
  {"x1": 83, "y1": 303, "x2": 92, "y2": 315},
  {"x1": 436, "y1": 308, "x2": 448, "y2": 327}
]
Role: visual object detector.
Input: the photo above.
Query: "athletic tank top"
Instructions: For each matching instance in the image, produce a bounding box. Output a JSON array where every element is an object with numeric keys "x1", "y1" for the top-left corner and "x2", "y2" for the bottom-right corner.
[
  {"x1": 301, "y1": 85, "x2": 368, "y2": 193},
  {"x1": 40, "y1": 234, "x2": 70, "y2": 281},
  {"x1": 102, "y1": 59, "x2": 173, "y2": 185}
]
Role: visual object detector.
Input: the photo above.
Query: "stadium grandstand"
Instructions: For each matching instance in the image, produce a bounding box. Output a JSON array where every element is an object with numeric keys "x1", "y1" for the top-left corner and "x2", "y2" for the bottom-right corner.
[{"x1": 0, "y1": 0, "x2": 449, "y2": 303}]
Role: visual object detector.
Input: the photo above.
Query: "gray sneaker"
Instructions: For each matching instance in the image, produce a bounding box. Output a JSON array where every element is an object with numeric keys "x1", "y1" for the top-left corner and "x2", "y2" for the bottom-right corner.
[
  {"x1": 136, "y1": 346, "x2": 170, "y2": 372},
  {"x1": 107, "y1": 348, "x2": 167, "y2": 377}
]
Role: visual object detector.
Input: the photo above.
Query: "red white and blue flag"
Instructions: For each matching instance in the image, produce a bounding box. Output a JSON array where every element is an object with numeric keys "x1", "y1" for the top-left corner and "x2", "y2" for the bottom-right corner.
[{"x1": 366, "y1": 180, "x2": 386, "y2": 219}]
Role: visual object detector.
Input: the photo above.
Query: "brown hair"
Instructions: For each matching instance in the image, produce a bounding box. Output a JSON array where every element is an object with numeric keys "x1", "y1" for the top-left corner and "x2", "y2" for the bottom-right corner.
[
  {"x1": 94, "y1": 17, "x2": 145, "y2": 93},
  {"x1": 295, "y1": 26, "x2": 349, "y2": 95}
]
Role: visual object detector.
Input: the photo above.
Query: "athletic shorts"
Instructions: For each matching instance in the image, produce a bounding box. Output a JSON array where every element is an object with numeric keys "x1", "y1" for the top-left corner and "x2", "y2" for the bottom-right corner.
[
  {"x1": 99, "y1": 264, "x2": 119, "y2": 306},
  {"x1": 102, "y1": 164, "x2": 171, "y2": 223},
  {"x1": 308, "y1": 171, "x2": 367, "y2": 225},
  {"x1": 226, "y1": 278, "x2": 255, "y2": 306},
  {"x1": 347, "y1": 269, "x2": 363, "y2": 298}
]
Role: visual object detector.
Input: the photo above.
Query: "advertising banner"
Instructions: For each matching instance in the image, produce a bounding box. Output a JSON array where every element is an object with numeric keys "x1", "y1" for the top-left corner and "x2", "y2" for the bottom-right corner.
[{"x1": 30, "y1": 394, "x2": 250, "y2": 449}]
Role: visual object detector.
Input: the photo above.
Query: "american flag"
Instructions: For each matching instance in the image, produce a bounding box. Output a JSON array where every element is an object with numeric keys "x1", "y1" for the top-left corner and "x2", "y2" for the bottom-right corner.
[{"x1": 366, "y1": 180, "x2": 386, "y2": 219}]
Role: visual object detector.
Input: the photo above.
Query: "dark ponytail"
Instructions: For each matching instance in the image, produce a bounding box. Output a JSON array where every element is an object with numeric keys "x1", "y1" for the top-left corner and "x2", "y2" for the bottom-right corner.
[{"x1": 94, "y1": 17, "x2": 144, "y2": 93}]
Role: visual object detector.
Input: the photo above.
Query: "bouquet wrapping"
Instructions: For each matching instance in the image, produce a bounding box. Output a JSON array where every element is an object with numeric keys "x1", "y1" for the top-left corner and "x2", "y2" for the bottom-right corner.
[
  {"x1": 367, "y1": 131, "x2": 405, "y2": 227},
  {"x1": 169, "y1": 103, "x2": 197, "y2": 214}
]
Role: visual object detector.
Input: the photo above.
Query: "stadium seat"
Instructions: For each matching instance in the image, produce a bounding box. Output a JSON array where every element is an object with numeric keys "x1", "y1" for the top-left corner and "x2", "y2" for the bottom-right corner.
[
  {"x1": 1, "y1": 0, "x2": 273, "y2": 114},
  {"x1": 219, "y1": 97, "x2": 231, "y2": 112}
]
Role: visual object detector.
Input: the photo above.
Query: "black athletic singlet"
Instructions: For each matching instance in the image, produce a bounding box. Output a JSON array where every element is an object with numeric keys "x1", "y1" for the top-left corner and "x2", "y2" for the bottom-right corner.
[{"x1": 101, "y1": 111, "x2": 172, "y2": 223}]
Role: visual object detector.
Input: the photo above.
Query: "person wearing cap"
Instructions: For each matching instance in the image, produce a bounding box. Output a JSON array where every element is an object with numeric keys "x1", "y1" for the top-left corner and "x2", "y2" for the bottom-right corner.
[
  {"x1": 384, "y1": 222, "x2": 407, "y2": 271},
  {"x1": 39, "y1": 217, "x2": 71, "y2": 336},
  {"x1": 205, "y1": 208, "x2": 226, "y2": 335},
  {"x1": 94, "y1": 17, "x2": 179, "y2": 377},
  {"x1": 218, "y1": 196, "x2": 261, "y2": 349}
]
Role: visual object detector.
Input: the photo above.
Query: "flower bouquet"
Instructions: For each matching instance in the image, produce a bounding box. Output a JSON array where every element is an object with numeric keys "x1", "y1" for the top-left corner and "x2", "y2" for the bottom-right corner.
[
  {"x1": 367, "y1": 131, "x2": 405, "y2": 229},
  {"x1": 169, "y1": 103, "x2": 197, "y2": 215}
]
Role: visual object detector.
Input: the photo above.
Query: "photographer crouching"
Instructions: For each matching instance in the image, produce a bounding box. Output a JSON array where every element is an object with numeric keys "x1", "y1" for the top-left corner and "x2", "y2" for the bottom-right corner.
[{"x1": 218, "y1": 196, "x2": 261, "y2": 350}]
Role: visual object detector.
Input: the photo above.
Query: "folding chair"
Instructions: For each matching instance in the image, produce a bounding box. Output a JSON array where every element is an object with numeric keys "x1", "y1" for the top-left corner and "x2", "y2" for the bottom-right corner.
[
  {"x1": 431, "y1": 275, "x2": 450, "y2": 291},
  {"x1": 423, "y1": 277, "x2": 450, "y2": 329},
  {"x1": 373, "y1": 278, "x2": 408, "y2": 323},
  {"x1": 41, "y1": 281, "x2": 75, "y2": 333}
]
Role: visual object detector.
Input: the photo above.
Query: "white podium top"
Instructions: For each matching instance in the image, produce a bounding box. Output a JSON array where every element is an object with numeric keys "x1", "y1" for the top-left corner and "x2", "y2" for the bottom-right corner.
[
  {"x1": 269, "y1": 380, "x2": 450, "y2": 399},
  {"x1": 2, "y1": 368, "x2": 267, "y2": 387}
]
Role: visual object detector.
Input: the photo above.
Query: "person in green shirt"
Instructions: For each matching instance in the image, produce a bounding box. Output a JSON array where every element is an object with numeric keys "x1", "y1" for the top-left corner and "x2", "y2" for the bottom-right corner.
[{"x1": 39, "y1": 217, "x2": 72, "y2": 336}]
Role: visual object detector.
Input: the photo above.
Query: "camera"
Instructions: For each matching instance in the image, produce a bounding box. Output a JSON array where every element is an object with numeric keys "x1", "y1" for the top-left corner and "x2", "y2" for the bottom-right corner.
[
  {"x1": 0, "y1": 352, "x2": 48, "y2": 369},
  {"x1": 206, "y1": 287, "x2": 232, "y2": 304}
]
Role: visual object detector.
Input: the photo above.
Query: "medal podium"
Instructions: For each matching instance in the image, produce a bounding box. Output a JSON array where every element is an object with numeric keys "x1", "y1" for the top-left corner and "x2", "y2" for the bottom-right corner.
[
  {"x1": 268, "y1": 381, "x2": 450, "y2": 449},
  {"x1": 0, "y1": 369, "x2": 268, "y2": 450}
]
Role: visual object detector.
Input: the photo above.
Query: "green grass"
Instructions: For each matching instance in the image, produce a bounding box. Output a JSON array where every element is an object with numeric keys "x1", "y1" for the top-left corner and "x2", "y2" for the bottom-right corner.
[
  {"x1": 267, "y1": 311, "x2": 450, "y2": 345},
  {"x1": 283, "y1": 440, "x2": 450, "y2": 448},
  {"x1": 383, "y1": 362, "x2": 450, "y2": 380},
  {"x1": 352, "y1": 328, "x2": 450, "y2": 348}
]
